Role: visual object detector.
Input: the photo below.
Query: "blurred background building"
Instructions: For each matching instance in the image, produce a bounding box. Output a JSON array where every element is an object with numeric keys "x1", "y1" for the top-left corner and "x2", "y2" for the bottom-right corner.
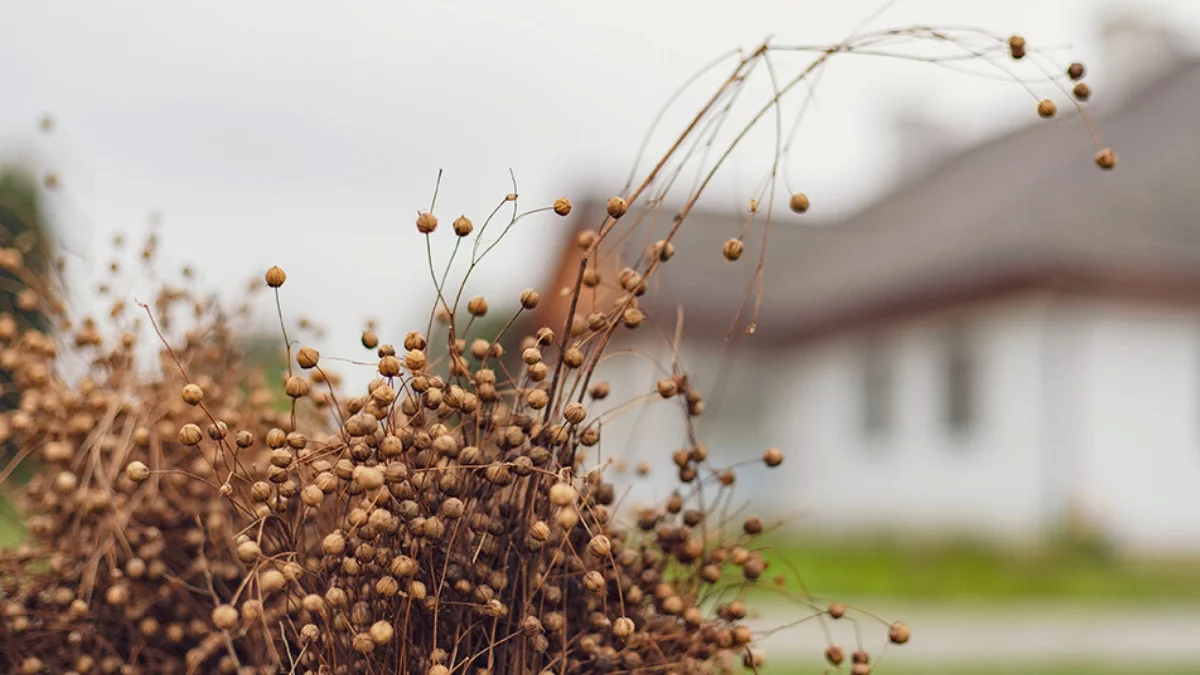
[
  {"x1": 545, "y1": 29, "x2": 1200, "y2": 554},
  {"x1": 4, "y1": 3, "x2": 1200, "y2": 671}
]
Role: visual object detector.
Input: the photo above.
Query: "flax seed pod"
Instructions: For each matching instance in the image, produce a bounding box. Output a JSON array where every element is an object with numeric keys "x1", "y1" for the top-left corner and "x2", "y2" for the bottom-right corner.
[
  {"x1": 297, "y1": 347, "x2": 319, "y2": 369},
  {"x1": 265, "y1": 266, "x2": 287, "y2": 288},
  {"x1": 417, "y1": 212, "x2": 438, "y2": 234},
  {"x1": 563, "y1": 402, "x2": 586, "y2": 425},
  {"x1": 764, "y1": 447, "x2": 784, "y2": 466},
  {"x1": 126, "y1": 461, "x2": 150, "y2": 482},
  {"x1": 178, "y1": 424, "x2": 203, "y2": 446},
  {"x1": 453, "y1": 215, "x2": 473, "y2": 236},
  {"x1": 1009, "y1": 35, "x2": 1026, "y2": 59},
  {"x1": 181, "y1": 384, "x2": 204, "y2": 405},
  {"x1": 284, "y1": 375, "x2": 310, "y2": 398},
  {"x1": 722, "y1": 238, "x2": 745, "y2": 263},
  {"x1": 549, "y1": 482, "x2": 578, "y2": 507},
  {"x1": 212, "y1": 604, "x2": 238, "y2": 630}
]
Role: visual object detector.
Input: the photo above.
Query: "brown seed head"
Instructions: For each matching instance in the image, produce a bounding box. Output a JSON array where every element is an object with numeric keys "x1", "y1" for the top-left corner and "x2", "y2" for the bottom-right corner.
[
  {"x1": 549, "y1": 482, "x2": 577, "y2": 507},
  {"x1": 369, "y1": 620, "x2": 394, "y2": 644},
  {"x1": 722, "y1": 238, "x2": 744, "y2": 262},
  {"x1": 468, "y1": 296, "x2": 488, "y2": 317},
  {"x1": 1095, "y1": 148, "x2": 1117, "y2": 170},
  {"x1": 652, "y1": 239, "x2": 675, "y2": 261},
  {"x1": 1009, "y1": 35, "x2": 1026, "y2": 59},
  {"x1": 379, "y1": 355, "x2": 401, "y2": 377},
  {"x1": 889, "y1": 621, "x2": 911, "y2": 644},
  {"x1": 553, "y1": 197, "x2": 572, "y2": 216},
  {"x1": 181, "y1": 383, "x2": 204, "y2": 405},
  {"x1": 825, "y1": 645, "x2": 845, "y2": 665},
  {"x1": 587, "y1": 535, "x2": 612, "y2": 558},
  {"x1": 297, "y1": 346, "x2": 319, "y2": 369},
  {"x1": 284, "y1": 375, "x2": 310, "y2": 398},
  {"x1": 564, "y1": 346, "x2": 584, "y2": 368},
  {"x1": 322, "y1": 532, "x2": 346, "y2": 556},
  {"x1": 301, "y1": 484, "x2": 323, "y2": 506},
  {"x1": 583, "y1": 570, "x2": 606, "y2": 594},
  {"x1": 1037, "y1": 99, "x2": 1057, "y2": 119},
  {"x1": 563, "y1": 402, "x2": 587, "y2": 424},
  {"x1": 763, "y1": 447, "x2": 784, "y2": 467},
  {"x1": 406, "y1": 349, "x2": 427, "y2": 371},
  {"x1": 212, "y1": 604, "x2": 239, "y2": 630},
  {"x1": 126, "y1": 461, "x2": 150, "y2": 482},
  {"x1": 453, "y1": 215, "x2": 473, "y2": 236},
  {"x1": 613, "y1": 616, "x2": 635, "y2": 639},
  {"x1": 828, "y1": 602, "x2": 846, "y2": 619},
  {"x1": 743, "y1": 516, "x2": 763, "y2": 535},
  {"x1": 265, "y1": 266, "x2": 287, "y2": 288},
  {"x1": 789, "y1": 192, "x2": 810, "y2": 214},
  {"x1": 1073, "y1": 82, "x2": 1091, "y2": 101},
  {"x1": 577, "y1": 229, "x2": 599, "y2": 250},
  {"x1": 178, "y1": 424, "x2": 203, "y2": 446},
  {"x1": 520, "y1": 288, "x2": 540, "y2": 309},
  {"x1": 606, "y1": 196, "x2": 628, "y2": 219},
  {"x1": 529, "y1": 520, "x2": 550, "y2": 542},
  {"x1": 353, "y1": 632, "x2": 375, "y2": 654},
  {"x1": 259, "y1": 569, "x2": 286, "y2": 595},
  {"x1": 352, "y1": 465, "x2": 384, "y2": 490},
  {"x1": 527, "y1": 388, "x2": 549, "y2": 409},
  {"x1": 405, "y1": 331, "x2": 427, "y2": 350},
  {"x1": 237, "y1": 540, "x2": 262, "y2": 563},
  {"x1": 1067, "y1": 62, "x2": 1085, "y2": 80},
  {"x1": 362, "y1": 330, "x2": 379, "y2": 349},
  {"x1": 657, "y1": 378, "x2": 678, "y2": 398},
  {"x1": 416, "y1": 212, "x2": 438, "y2": 234}
]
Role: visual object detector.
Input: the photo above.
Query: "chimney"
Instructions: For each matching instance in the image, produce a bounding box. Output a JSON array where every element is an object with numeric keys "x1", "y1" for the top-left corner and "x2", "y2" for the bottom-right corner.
[
  {"x1": 889, "y1": 105, "x2": 959, "y2": 185},
  {"x1": 1097, "y1": 11, "x2": 1186, "y2": 99}
]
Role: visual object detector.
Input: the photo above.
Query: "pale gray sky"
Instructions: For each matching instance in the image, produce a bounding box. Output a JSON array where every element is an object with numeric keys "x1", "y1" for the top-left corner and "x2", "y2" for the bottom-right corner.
[{"x1": 1, "y1": 0, "x2": 1198, "y2": 375}]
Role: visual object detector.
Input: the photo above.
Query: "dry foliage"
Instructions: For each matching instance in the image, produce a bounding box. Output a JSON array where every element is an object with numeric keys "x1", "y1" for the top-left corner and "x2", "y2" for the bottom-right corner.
[{"x1": 0, "y1": 25, "x2": 1109, "y2": 675}]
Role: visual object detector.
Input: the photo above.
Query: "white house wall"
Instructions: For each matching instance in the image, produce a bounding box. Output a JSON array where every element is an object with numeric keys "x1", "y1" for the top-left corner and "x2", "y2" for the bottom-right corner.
[
  {"x1": 575, "y1": 292, "x2": 1200, "y2": 553},
  {"x1": 772, "y1": 294, "x2": 1054, "y2": 541},
  {"x1": 1071, "y1": 297, "x2": 1200, "y2": 552}
]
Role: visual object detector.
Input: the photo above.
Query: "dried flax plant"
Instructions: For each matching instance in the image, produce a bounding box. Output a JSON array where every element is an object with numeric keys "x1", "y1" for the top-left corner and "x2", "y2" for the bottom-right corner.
[{"x1": 0, "y1": 24, "x2": 1111, "y2": 675}]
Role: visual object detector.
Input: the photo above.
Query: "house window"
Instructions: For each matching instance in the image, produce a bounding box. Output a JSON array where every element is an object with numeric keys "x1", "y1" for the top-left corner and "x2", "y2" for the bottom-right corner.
[
  {"x1": 942, "y1": 322, "x2": 976, "y2": 436},
  {"x1": 700, "y1": 352, "x2": 767, "y2": 462},
  {"x1": 860, "y1": 333, "x2": 893, "y2": 438}
]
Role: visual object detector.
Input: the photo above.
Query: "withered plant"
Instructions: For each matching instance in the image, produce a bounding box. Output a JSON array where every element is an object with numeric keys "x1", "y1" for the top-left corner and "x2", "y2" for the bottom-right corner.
[{"x1": 0, "y1": 24, "x2": 1111, "y2": 675}]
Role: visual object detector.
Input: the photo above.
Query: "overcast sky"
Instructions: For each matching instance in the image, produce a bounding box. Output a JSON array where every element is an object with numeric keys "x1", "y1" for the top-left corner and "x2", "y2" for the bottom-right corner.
[{"x1": 2, "y1": 0, "x2": 1198, "y2": 374}]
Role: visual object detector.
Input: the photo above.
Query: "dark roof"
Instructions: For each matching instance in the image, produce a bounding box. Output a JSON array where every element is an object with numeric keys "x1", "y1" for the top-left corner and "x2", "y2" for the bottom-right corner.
[{"x1": 571, "y1": 58, "x2": 1200, "y2": 344}]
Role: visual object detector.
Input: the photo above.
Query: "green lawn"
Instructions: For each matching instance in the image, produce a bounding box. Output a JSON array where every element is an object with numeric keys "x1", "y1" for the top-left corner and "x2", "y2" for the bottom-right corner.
[
  {"x1": 762, "y1": 662, "x2": 1199, "y2": 675},
  {"x1": 752, "y1": 536, "x2": 1200, "y2": 601},
  {"x1": 0, "y1": 499, "x2": 24, "y2": 548}
]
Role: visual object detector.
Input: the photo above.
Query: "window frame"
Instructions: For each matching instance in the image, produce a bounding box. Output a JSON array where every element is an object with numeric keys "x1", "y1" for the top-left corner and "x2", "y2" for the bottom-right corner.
[
  {"x1": 941, "y1": 320, "x2": 977, "y2": 438},
  {"x1": 859, "y1": 331, "x2": 894, "y2": 440}
]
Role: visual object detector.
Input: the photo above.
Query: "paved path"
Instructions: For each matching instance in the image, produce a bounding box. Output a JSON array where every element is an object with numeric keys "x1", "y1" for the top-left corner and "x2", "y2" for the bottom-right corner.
[{"x1": 747, "y1": 599, "x2": 1200, "y2": 666}]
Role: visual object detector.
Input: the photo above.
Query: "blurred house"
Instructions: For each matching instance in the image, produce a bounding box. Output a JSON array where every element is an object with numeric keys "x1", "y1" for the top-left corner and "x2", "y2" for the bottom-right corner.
[{"x1": 541, "y1": 54, "x2": 1200, "y2": 553}]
